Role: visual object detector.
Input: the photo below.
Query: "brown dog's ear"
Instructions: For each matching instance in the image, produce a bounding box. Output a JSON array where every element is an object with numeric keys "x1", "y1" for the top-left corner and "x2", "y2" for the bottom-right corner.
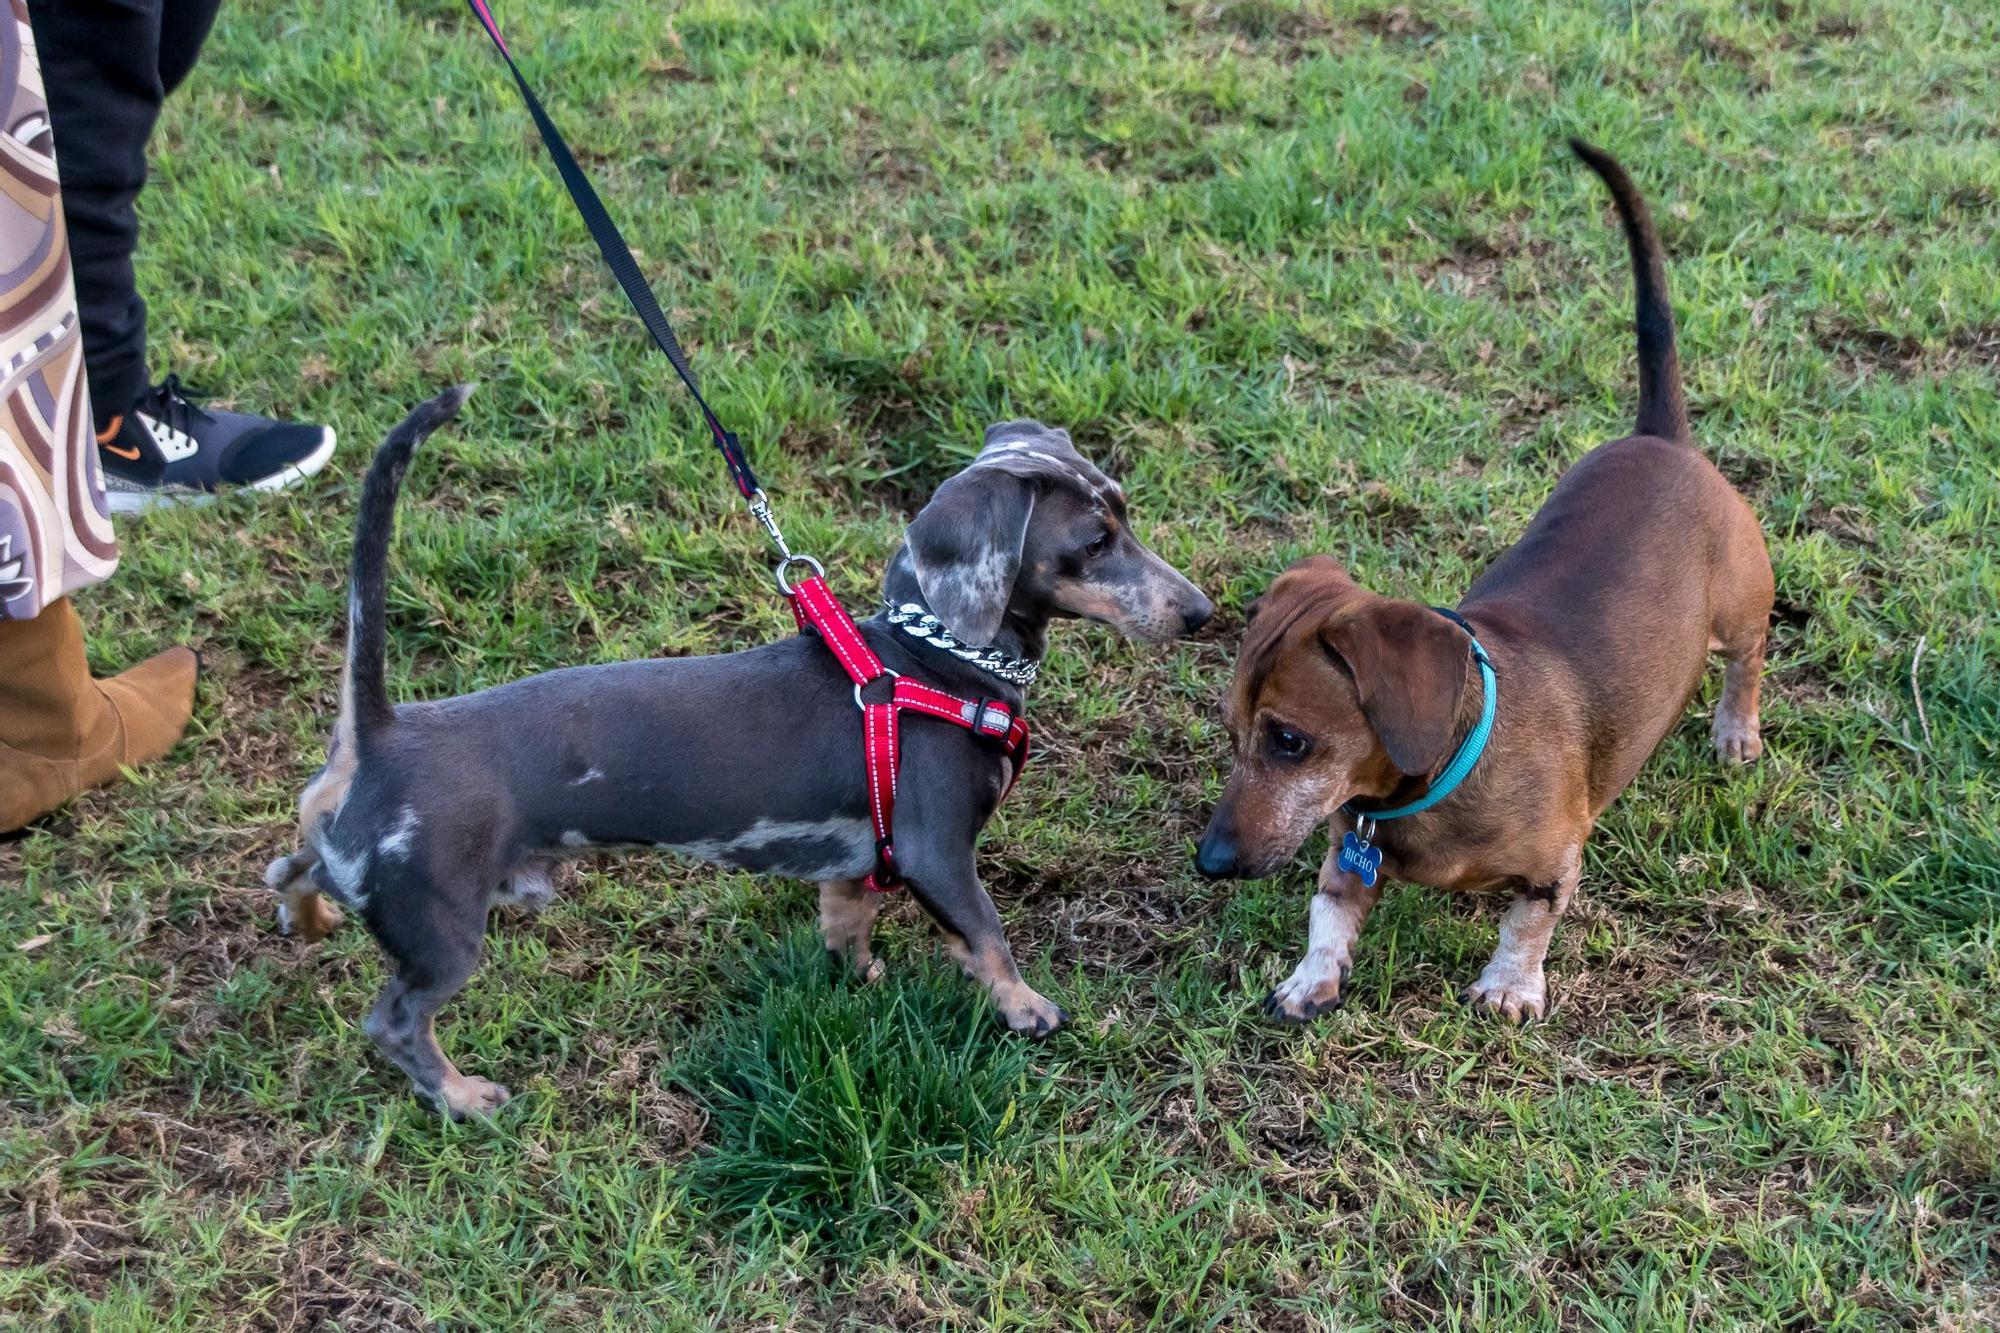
[
  {"x1": 905, "y1": 468, "x2": 1034, "y2": 646},
  {"x1": 1319, "y1": 601, "x2": 1471, "y2": 776}
]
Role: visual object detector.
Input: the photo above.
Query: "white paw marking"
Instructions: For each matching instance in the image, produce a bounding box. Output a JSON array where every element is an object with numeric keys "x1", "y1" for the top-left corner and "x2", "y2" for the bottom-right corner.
[
  {"x1": 994, "y1": 982, "x2": 1066, "y2": 1038},
  {"x1": 1466, "y1": 964, "x2": 1546, "y2": 1023},
  {"x1": 1265, "y1": 950, "x2": 1349, "y2": 1022},
  {"x1": 440, "y1": 1076, "x2": 511, "y2": 1119},
  {"x1": 495, "y1": 862, "x2": 555, "y2": 912}
]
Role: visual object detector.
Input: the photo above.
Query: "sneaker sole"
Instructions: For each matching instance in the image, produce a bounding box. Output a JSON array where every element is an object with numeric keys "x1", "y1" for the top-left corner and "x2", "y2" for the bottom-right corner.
[
  {"x1": 245, "y1": 426, "x2": 338, "y2": 495},
  {"x1": 106, "y1": 426, "x2": 338, "y2": 515}
]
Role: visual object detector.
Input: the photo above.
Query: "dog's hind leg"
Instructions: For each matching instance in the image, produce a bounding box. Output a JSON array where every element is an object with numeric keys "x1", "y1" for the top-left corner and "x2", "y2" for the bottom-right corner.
[
  {"x1": 1711, "y1": 634, "x2": 1765, "y2": 765},
  {"x1": 363, "y1": 880, "x2": 508, "y2": 1119},
  {"x1": 264, "y1": 853, "x2": 345, "y2": 941},
  {"x1": 365, "y1": 956, "x2": 509, "y2": 1120},
  {"x1": 268, "y1": 738, "x2": 360, "y2": 941},
  {"x1": 819, "y1": 878, "x2": 884, "y2": 983},
  {"x1": 1709, "y1": 504, "x2": 1773, "y2": 765}
]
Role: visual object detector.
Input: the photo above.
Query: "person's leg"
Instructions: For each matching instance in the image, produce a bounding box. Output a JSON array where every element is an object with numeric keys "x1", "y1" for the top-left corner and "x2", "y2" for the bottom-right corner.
[
  {"x1": 0, "y1": 6, "x2": 194, "y2": 832},
  {"x1": 158, "y1": 0, "x2": 223, "y2": 95},
  {"x1": 28, "y1": 0, "x2": 336, "y2": 512},
  {"x1": 0, "y1": 597, "x2": 198, "y2": 833},
  {"x1": 26, "y1": 0, "x2": 169, "y2": 434}
]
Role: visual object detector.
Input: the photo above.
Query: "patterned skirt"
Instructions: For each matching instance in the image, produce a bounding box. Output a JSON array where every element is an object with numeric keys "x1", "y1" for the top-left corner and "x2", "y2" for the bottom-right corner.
[{"x1": 0, "y1": 4, "x2": 117, "y2": 622}]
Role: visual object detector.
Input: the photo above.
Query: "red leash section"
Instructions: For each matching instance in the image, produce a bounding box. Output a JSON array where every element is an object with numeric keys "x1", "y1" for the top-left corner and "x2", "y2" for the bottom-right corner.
[{"x1": 789, "y1": 576, "x2": 1029, "y2": 892}]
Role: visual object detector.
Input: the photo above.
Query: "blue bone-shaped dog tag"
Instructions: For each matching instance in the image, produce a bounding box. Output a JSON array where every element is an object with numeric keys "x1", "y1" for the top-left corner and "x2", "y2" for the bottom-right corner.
[{"x1": 1338, "y1": 830, "x2": 1382, "y2": 888}]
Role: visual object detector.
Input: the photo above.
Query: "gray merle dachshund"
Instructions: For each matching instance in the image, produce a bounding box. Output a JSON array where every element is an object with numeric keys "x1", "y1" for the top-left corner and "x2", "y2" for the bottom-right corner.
[{"x1": 265, "y1": 388, "x2": 1211, "y2": 1118}]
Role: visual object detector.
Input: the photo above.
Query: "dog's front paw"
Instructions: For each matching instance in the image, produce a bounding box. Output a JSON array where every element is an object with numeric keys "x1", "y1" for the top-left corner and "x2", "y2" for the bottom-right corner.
[
  {"x1": 1263, "y1": 954, "x2": 1351, "y2": 1024},
  {"x1": 1712, "y1": 713, "x2": 1763, "y2": 765},
  {"x1": 1464, "y1": 965, "x2": 1546, "y2": 1023},
  {"x1": 827, "y1": 947, "x2": 885, "y2": 984},
  {"x1": 438, "y1": 1074, "x2": 512, "y2": 1121},
  {"x1": 994, "y1": 984, "x2": 1067, "y2": 1040}
]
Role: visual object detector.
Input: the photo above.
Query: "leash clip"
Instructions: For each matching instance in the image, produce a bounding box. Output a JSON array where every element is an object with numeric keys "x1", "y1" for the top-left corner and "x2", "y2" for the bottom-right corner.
[
  {"x1": 746, "y1": 488, "x2": 786, "y2": 555},
  {"x1": 752, "y1": 488, "x2": 830, "y2": 594}
]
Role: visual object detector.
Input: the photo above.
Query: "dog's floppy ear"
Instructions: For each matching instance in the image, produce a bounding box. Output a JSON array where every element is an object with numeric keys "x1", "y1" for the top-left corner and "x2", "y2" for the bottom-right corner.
[
  {"x1": 1319, "y1": 600, "x2": 1470, "y2": 776},
  {"x1": 905, "y1": 468, "x2": 1034, "y2": 647}
]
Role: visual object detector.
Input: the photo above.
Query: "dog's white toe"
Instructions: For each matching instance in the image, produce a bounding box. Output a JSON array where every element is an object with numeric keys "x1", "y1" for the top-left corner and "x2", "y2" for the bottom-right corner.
[
  {"x1": 1465, "y1": 964, "x2": 1547, "y2": 1023},
  {"x1": 440, "y1": 1075, "x2": 512, "y2": 1120},
  {"x1": 1263, "y1": 952, "x2": 1350, "y2": 1024}
]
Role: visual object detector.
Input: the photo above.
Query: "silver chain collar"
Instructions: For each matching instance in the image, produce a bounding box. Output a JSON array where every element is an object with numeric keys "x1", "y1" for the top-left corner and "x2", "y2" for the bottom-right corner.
[{"x1": 882, "y1": 602, "x2": 1040, "y2": 688}]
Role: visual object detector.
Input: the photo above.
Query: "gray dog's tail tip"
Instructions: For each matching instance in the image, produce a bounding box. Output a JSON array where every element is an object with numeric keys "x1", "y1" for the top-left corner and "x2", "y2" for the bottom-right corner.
[{"x1": 408, "y1": 382, "x2": 476, "y2": 435}]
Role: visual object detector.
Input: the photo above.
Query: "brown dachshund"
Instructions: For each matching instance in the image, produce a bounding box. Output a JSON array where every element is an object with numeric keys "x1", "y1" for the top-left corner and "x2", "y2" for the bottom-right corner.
[{"x1": 1195, "y1": 141, "x2": 1772, "y2": 1023}]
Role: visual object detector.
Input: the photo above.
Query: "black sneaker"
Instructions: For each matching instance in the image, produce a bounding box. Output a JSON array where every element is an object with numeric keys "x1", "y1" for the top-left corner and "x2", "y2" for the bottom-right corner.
[{"x1": 97, "y1": 375, "x2": 337, "y2": 514}]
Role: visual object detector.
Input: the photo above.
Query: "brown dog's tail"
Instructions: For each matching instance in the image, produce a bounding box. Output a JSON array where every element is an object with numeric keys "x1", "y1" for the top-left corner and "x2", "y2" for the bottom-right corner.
[
  {"x1": 338, "y1": 386, "x2": 474, "y2": 751},
  {"x1": 1569, "y1": 138, "x2": 1689, "y2": 443}
]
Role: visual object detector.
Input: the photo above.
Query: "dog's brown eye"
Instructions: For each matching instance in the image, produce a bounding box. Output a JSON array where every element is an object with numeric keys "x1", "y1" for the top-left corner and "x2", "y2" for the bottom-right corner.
[
  {"x1": 1269, "y1": 725, "x2": 1312, "y2": 760},
  {"x1": 1083, "y1": 532, "x2": 1111, "y2": 559}
]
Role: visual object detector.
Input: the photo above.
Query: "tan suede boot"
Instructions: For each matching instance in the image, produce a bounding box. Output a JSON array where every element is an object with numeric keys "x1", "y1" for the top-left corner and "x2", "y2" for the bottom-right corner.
[{"x1": 0, "y1": 597, "x2": 198, "y2": 833}]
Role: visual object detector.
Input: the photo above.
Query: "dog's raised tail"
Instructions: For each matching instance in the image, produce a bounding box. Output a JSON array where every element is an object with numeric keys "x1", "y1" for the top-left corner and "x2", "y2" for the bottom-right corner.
[
  {"x1": 1569, "y1": 138, "x2": 1688, "y2": 443},
  {"x1": 339, "y1": 386, "x2": 474, "y2": 749}
]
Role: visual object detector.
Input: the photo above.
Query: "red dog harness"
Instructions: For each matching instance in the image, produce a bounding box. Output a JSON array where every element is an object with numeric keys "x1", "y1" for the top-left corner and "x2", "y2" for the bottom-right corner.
[{"x1": 788, "y1": 575, "x2": 1030, "y2": 892}]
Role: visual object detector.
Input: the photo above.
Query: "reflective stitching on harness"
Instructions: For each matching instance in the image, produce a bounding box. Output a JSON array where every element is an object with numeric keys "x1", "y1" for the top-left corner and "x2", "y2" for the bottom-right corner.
[
  {"x1": 788, "y1": 577, "x2": 1029, "y2": 893},
  {"x1": 796, "y1": 578, "x2": 883, "y2": 684}
]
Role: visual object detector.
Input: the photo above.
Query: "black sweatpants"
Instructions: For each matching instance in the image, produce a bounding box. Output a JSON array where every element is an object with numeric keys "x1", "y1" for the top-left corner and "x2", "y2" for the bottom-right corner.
[{"x1": 27, "y1": 0, "x2": 223, "y2": 431}]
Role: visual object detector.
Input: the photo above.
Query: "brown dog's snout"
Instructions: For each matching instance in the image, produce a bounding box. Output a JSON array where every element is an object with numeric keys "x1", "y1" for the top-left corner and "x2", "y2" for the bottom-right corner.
[{"x1": 1195, "y1": 806, "x2": 1242, "y2": 879}]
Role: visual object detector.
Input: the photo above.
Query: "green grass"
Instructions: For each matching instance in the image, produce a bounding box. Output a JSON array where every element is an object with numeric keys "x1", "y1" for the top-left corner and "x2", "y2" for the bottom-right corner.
[
  {"x1": 683, "y1": 932, "x2": 1054, "y2": 1257},
  {"x1": 3, "y1": 0, "x2": 1997, "y2": 1326}
]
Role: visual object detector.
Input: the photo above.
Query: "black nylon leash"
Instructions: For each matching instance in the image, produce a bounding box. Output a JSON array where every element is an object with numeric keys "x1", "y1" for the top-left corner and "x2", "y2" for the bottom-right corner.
[{"x1": 462, "y1": 0, "x2": 759, "y2": 499}]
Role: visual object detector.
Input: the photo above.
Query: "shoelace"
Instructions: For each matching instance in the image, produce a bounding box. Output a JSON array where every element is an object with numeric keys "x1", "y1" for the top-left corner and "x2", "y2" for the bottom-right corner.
[{"x1": 140, "y1": 373, "x2": 211, "y2": 438}]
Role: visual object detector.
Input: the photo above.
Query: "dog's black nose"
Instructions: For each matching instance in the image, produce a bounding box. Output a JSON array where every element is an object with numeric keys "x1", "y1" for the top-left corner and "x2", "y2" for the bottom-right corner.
[
  {"x1": 1182, "y1": 595, "x2": 1215, "y2": 635},
  {"x1": 1195, "y1": 825, "x2": 1239, "y2": 879}
]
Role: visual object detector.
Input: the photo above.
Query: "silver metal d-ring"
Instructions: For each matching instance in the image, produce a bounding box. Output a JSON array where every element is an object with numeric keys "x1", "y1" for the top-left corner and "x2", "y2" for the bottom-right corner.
[
  {"x1": 852, "y1": 670, "x2": 901, "y2": 710},
  {"x1": 773, "y1": 553, "x2": 826, "y2": 595}
]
